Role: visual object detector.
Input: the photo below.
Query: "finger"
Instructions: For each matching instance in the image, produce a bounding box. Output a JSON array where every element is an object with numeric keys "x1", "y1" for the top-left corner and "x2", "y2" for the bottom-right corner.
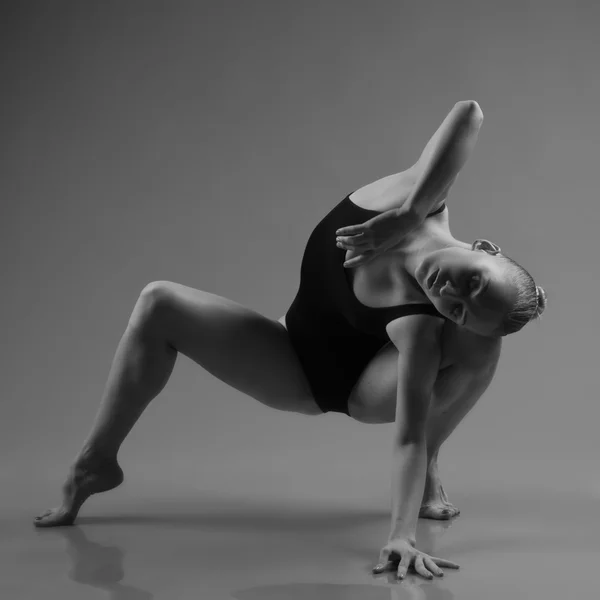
[
  {"x1": 397, "y1": 553, "x2": 411, "y2": 580},
  {"x1": 343, "y1": 250, "x2": 377, "y2": 268},
  {"x1": 336, "y1": 233, "x2": 366, "y2": 242},
  {"x1": 343, "y1": 256, "x2": 369, "y2": 268},
  {"x1": 432, "y1": 557, "x2": 460, "y2": 569},
  {"x1": 336, "y1": 226, "x2": 364, "y2": 236},
  {"x1": 337, "y1": 241, "x2": 370, "y2": 252},
  {"x1": 378, "y1": 548, "x2": 391, "y2": 565},
  {"x1": 372, "y1": 560, "x2": 397, "y2": 574},
  {"x1": 414, "y1": 556, "x2": 433, "y2": 580},
  {"x1": 424, "y1": 557, "x2": 444, "y2": 577},
  {"x1": 336, "y1": 236, "x2": 369, "y2": 248}
]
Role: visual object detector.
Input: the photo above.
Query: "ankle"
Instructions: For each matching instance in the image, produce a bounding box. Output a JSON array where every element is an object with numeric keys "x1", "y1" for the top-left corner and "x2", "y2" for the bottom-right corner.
[
  {"x1": 75, "y1": 445, "x2": 117, "y2": 468},
  {"x1": 426, "y1": 449, "x2": 439, "y2": 469}
]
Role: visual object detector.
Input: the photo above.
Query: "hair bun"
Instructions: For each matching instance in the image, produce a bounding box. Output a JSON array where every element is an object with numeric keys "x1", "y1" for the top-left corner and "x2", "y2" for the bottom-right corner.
[{"x1": 535, "y1": 285, "x2": 547, "y2": 317}]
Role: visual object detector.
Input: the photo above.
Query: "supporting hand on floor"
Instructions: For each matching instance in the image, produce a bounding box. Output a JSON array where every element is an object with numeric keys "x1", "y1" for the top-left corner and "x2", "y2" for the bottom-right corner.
[{"x1": 373, "y1": 537, "x2": 460, "y2": 581}]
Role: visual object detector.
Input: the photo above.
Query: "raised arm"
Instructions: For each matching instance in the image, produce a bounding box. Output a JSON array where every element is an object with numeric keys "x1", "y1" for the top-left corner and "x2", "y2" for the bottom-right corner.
[
  {"x1": 335, "y1": 101, "x2": 484, "y2": 269},
  {"x1": 404, "y1": 100, "x2": 484, "y2": 218},
  {"x1": 384, "y1": 314, "x2": 443, "y2": 543}
]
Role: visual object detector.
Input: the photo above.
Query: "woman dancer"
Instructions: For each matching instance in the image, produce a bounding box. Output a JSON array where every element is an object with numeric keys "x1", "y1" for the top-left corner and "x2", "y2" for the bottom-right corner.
[{"x1": 34, "y1": 101, "x2": 546, "y2": 581}]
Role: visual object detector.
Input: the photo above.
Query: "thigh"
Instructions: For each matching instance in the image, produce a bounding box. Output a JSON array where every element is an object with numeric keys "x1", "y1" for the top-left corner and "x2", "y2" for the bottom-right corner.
[
  {"x1": 347, "y1": 341, "x2": 500, "y2": 425},
  {"x1": 347, "y1": 341, "x2": 399, "y2": 423},
  {"x1": 139, "y1": 281, "x2": 322, "y2": 415}
]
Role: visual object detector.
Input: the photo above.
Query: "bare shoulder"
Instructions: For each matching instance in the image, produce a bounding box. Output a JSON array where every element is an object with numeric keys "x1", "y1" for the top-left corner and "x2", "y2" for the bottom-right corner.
[
  {"x1": 385, "y1": 313, "x2": 445, "y2": 351},
  {"x1": 384, "y1": 315, "x2": 503, "y2": 376}
]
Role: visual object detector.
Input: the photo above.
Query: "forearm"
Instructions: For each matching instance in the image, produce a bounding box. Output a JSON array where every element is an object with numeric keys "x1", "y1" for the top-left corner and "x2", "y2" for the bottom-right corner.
[
  {"x1": 388, "y1": 440, "x2": 429, "y2": 544},
  {"x1": 404, "y1": 100, "x2": 483, "y2": 219}
]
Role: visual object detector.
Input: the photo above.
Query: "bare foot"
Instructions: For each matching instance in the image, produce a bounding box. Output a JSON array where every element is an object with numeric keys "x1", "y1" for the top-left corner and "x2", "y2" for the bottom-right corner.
[
  {"x1": 419, "y1": 459, "x2": 460, "y2": 520},
  {"x1": 34, "y1": 455, "x2": 124, "y2": 527}
]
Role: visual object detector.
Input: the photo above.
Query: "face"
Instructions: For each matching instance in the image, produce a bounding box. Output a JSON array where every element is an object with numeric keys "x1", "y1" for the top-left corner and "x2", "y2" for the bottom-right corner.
[{"x1": 415, "y1": 246, "x2": 518, "y2": 336}]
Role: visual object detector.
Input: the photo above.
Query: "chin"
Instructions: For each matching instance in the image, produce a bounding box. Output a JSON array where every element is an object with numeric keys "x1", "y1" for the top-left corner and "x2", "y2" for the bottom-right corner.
[{"x1": 430, "y1": 298, "x2": 446, "y2": 316}]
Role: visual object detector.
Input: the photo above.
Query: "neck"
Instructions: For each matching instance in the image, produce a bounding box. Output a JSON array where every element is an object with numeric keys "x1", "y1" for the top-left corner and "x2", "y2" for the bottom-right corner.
[{"x1": 399, "y1": 231, "x2": 471, "y2": 282}]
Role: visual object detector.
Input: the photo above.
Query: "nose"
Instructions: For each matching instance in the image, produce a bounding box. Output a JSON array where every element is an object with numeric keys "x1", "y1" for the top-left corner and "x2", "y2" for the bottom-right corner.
[{"x1": 439, "y1": 280, "x2": 461, "y2": 298}]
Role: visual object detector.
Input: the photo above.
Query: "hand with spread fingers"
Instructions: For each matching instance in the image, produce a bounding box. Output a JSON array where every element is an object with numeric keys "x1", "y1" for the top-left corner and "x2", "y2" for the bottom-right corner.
[
  {"x1": 335, "y1": 207, "x2": 421, "y2": 269},
  {"x1": 372, "y1": 538, "x2": 460, "y2": 581}
]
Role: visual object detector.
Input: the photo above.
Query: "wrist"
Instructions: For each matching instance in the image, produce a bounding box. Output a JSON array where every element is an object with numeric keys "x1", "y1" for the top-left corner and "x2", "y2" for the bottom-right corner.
[
  {"x1": 388, "y1": 533, "x2": 417, "y2": 547},
  {"x1": 395, "y1": 204, "x2": 425, "y2": 229},
  {"x1": 385, "y1": 205, "x2": 423, "y2": 252},
  {"x1": 389, "y1": 519, "x2": 417, "y2": 544}
]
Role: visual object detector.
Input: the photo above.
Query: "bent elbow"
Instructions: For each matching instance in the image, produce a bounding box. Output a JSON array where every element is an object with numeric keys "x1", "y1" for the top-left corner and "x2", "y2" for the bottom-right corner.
[{"x1": 455, "y1": 100, "x2": 484, "y2": 126}]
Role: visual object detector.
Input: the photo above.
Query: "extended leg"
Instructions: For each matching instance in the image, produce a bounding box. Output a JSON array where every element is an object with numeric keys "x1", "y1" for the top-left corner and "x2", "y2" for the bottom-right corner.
[
  {"x1": 33, "y1": 285, "x2": 181, "y2": 527},
  {"x1": 34, "y1": 281, "x2": 319, "y2": 527},
  {"x1": 420, "y1": 356, "x2": 500, "y2": 520}
]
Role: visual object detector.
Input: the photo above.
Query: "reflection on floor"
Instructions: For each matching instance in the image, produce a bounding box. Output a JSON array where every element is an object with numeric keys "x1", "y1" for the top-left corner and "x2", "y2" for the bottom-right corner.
[{"x1": 3, "y1": 456, "x2": 598, "y2": 600}]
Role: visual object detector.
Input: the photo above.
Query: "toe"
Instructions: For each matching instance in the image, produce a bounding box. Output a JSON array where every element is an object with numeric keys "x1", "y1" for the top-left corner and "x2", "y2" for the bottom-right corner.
[
  {"x1": 420, "y1": 503, "x2": 456, "y2": 520},
  {"x1": 444, "y1": 505, "x2": 460, "y2": 518}
]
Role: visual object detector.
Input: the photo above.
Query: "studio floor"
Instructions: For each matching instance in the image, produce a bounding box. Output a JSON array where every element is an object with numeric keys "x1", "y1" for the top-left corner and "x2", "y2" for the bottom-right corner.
[{"x1": 2, "y1": 454, "x2": 598, "y2": 600}]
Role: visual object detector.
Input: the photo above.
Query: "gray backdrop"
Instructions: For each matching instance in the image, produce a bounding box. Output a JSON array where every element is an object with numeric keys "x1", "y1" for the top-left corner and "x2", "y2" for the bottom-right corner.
[{"x1": 2, "y1": 1, "x2": 596, "y2": 509}]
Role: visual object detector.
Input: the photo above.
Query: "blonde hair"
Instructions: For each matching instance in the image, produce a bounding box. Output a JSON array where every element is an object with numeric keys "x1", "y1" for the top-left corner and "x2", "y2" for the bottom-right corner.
[
  {"x1": 494, "y1": 255, "x2": 546, "y2": 336},
  {"x1": 471, "y1": 239, "x2": 546, "y2": 336}
]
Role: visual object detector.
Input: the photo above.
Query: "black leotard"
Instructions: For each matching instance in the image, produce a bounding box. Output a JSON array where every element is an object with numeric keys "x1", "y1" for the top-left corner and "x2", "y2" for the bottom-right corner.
[{"x1": 284, "y1": 192, "x2": 448, "y2": 416}]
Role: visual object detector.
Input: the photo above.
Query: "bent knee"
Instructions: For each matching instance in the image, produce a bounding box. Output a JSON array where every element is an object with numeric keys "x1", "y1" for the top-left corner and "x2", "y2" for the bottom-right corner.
[{"x1": 130, "y1": 281, "x2": 178, "y2": 328}]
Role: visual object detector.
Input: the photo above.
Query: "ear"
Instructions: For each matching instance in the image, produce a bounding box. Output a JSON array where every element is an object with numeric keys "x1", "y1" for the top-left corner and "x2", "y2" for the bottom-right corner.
[{"x1": 472, "y1": 239, "x2": 502, "y2": 255}]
